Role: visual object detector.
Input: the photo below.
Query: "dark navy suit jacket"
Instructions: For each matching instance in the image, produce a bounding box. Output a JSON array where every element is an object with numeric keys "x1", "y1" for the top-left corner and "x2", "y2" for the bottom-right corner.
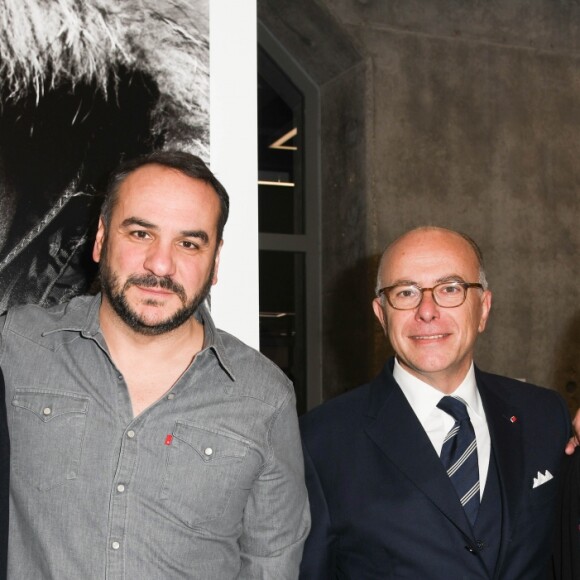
[{"x1": 299, "y1": 361, "x2": 570, "y2": 579}]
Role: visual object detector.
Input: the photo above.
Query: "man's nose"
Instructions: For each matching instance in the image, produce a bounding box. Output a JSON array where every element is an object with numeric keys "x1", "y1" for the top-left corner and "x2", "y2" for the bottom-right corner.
[
  {"x1": 415, "y1": 289, "x2": 440, "y2": 322},
  {"x1": 143, "y1": 241, "x2": 176, "y2": 277}
]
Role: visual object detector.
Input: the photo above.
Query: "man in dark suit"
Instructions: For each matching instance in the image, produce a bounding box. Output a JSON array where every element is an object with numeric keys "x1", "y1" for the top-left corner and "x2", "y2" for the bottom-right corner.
[{"x1": 300, "y1": 226, "x2": 570, "y2": 579}]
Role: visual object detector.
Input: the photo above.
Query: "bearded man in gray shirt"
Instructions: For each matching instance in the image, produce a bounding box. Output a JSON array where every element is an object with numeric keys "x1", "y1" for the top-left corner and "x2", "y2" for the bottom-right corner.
[{"x1": 0, "y1": 151, "x2": 310, "y2": 579}]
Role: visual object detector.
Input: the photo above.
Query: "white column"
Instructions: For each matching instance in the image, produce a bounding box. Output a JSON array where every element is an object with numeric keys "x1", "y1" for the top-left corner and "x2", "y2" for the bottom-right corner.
[{"x1": 209, "y1": 0, "x2": 259, "y2": 348}]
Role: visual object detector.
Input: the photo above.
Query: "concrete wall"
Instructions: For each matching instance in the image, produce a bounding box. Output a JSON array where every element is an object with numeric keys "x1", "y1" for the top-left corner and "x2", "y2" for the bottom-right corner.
[
  {"x1": 259, "y1": 0, "x2": 377, "y2": 401},
  {"x1": 259, "y1": 0, "x2": 580, "y2": 413}
]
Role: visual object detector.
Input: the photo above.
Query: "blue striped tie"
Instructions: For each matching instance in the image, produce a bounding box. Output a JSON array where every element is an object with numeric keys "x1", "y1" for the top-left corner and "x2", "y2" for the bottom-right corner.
[{"x1": 437, "y1": 396, "x2": 480, "y2": 525}]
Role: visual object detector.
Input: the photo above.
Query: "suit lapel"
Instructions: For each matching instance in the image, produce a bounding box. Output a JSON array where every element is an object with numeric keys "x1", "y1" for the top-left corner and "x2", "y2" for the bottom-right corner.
[
  {"x1": 476, "y1": 370, "x2": 524, "y2": 576},
  {"x1": 364, "y1": 367, "x2": 474, "y2": 540}
]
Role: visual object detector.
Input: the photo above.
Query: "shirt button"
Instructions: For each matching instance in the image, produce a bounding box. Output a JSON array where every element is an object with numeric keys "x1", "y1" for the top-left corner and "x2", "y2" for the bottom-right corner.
[
  {"x1": 112, "y1": 541, "x2": 120, "y2": 550},
  {"x1": 127, "y1": 430, "x2": 135, "y2": 439},
  {"x1": 43, "y1": 407, "x2": 52, "y2": 416},
  {"x1": 117, "y1": 484, "x2": 125, "y2": 493},
  {"x1": 167, "y1": 393, "x2": 175, "y2": 400},
  {"x1": 204, "y1": 447, "x2": 213, "y2": 457}
]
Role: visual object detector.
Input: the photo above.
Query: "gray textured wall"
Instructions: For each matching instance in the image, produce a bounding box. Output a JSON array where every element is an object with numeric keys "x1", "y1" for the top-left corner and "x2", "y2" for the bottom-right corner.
[{"x1": 259, "y1": 0, "x2": 580, "y2": 413}]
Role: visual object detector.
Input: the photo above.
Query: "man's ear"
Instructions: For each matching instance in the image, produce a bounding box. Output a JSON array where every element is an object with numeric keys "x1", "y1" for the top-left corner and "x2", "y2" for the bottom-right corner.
[
  {"x1": 93, "y1": 217, "x2": 106, "y2": 264},
  {"x1": 211, "y1": 240, "x2": 223, "y2": 285},
  {"x1": 477, "y1": 290, "x2": 492, "y2": 333},
  {"x1": 372, "y1": 297, "x2": 388, "y2": 334}
]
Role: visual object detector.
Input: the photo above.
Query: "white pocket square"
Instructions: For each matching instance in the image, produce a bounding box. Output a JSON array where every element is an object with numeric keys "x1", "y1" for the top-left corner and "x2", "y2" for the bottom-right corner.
[{"x1": 532, "y1": 470, "x2": 554, "y2": 489}]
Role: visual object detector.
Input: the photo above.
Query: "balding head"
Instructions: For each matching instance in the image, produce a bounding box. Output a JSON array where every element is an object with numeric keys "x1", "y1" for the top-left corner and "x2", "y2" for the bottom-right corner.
[{"x1": 376, "y1": 226, "x2": 488, "y2": 299}]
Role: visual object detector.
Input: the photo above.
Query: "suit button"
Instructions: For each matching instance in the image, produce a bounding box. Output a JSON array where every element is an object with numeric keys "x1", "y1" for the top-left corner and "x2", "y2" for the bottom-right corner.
[{"x1": 476, "y1": 540, "x2": 485, "y2": 551}]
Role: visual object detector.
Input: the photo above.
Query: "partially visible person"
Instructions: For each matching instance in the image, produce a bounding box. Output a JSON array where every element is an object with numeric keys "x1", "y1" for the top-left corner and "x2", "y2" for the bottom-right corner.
[
  {"x1": 1, "y1": 150, "x2": 309, "y2": 579},
  {"x1": 565, "y1": 411, "x2": 580, "y2": 455},
  {"x1": 300, "y1": 226, "x2": 570, "y2": 579},
  {"x1": 0, "y1": 369, "x2": 7, "y2": 580},
  {"x1": 548, "y1": 316, "x2": 580, "y2": 577},
  {"x1": 554, "y1": 391, "x2": 580, "y2": 578},
  {"x1": 552, "y1": 448, "x2": 580, "y2": 579}
]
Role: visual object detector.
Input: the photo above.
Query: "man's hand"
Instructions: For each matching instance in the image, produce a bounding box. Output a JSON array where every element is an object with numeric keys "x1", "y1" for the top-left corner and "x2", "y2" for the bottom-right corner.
[{"x1": 565, "y1": 407, "x2": 580, "y2": 454}]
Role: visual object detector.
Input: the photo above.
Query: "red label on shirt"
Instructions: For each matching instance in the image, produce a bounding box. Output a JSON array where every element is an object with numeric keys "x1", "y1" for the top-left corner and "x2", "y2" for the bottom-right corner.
[{"x1": 165, "y1": 434, "x2": 173, "y2": 446}]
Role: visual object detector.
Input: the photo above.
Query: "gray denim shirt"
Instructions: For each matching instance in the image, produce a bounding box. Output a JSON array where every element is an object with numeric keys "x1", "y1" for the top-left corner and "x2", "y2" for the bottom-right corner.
[{"x1": 1, "y1": 294, "x2": 310, "y2": 579}]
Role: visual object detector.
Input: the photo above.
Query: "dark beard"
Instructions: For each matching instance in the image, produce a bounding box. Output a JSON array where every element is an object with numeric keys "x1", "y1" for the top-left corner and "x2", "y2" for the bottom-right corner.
[{"x1": 99, "y1": 250, "x2": 214, "y2": 336}]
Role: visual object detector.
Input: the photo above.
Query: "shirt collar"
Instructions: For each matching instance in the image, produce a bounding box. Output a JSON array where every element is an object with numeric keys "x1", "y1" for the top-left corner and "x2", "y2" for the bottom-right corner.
[
  {"x1": 41, "y1": 293, "x2": 236, "y2": 382},
  {"x1": 196, "y1": 301, "x2": 236, "y2": 381},
  {"x1": 393, "y1": 357, "x2": 483, "y2": 423}
]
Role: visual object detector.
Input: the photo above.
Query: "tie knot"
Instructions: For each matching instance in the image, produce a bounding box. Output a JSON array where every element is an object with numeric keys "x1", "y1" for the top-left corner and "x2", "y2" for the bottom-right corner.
[{"x1": 437, "y1": 396, "x2": 469, "y2": 423}]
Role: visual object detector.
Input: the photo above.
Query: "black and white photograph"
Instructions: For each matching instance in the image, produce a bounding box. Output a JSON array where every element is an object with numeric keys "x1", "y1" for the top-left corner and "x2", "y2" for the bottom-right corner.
[{"x1": 0, "y1": 0, "x2": 210, "y2": 313}]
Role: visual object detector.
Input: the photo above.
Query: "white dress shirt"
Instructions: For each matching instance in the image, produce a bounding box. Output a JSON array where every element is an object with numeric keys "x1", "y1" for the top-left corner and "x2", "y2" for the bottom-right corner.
[{"x1": 393, "y1": 358, "x2": 491, "y2": 496}]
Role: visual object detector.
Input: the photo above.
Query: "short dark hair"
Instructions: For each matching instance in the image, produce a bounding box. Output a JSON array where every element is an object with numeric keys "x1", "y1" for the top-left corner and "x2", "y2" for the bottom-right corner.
[{"x1": 101, "y1": 150, "x2": 230, "y2": 241}]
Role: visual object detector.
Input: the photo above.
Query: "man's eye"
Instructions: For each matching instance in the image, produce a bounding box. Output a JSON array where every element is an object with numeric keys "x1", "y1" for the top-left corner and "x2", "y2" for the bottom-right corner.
[
  {"x1": 131, "y1": 230, "x2": 150, "y2": 239},
  {"x1": 396, "y1": 287, "x2": 418, "y2": 299},
  {"x1": 180, "y1": 240, "x2": 199, "y2": 250},
  {"x1": 440, "y1": 284, "x2": 462, "y2": 294}
]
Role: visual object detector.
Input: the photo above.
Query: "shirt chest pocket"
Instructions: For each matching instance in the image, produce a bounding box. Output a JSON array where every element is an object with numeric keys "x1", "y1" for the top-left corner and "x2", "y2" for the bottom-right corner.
[
  {"x1": 160, "y1": 422, "x2": 251, "y2": 527},
  {"x1": 11, "y1": 389, "x2": 89, "y2": 491}
]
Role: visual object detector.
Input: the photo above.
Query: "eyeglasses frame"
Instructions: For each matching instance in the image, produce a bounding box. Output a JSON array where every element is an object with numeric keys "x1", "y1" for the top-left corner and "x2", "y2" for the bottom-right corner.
[{"x1": 377, "y1": 281, "x2": 484, "y2": 310}]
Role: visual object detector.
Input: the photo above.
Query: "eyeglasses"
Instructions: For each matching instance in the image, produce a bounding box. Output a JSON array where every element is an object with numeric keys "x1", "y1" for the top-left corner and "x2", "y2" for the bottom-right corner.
[{"x1": 377, "y1": 281, "x2": 484, "y2": 310}]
